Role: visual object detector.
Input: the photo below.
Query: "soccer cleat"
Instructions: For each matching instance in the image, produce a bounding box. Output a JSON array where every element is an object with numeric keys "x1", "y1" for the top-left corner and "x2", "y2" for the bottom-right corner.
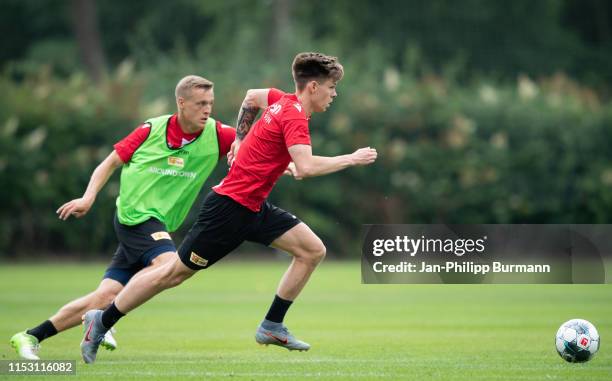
[
  {"x1": 100, "y1": 328, "x2": 117, "y2": 351},
  {"x1": 255, "y1": 323, "x2": 311, "y2": 351},
  {"x1": 80, "y1": 310, "x2": 108, "y2": 364},
  {"x1": 10, "y1": 331, "x2": 40, "y2": 360}
]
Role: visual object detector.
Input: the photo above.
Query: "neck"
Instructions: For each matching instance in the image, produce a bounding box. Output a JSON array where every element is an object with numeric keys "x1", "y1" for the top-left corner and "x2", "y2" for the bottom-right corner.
[
  {"x1": 296, "y1": 91, "x2": 313, "y2": 117},
  {"x1": 177, "y1": 113, "x2": 203, "y2": 134}
]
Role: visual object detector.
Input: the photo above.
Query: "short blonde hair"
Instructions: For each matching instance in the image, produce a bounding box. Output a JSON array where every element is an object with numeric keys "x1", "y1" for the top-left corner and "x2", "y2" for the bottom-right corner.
[{"x1": 175, "y1": 75, "x2": 214, "y2": 100}]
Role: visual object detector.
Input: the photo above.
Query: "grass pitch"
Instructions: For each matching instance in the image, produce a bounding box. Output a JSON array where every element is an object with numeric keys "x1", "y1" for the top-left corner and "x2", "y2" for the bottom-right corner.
[{"x1": 1, "y1": 261, "x2": 611, "y2": 380}]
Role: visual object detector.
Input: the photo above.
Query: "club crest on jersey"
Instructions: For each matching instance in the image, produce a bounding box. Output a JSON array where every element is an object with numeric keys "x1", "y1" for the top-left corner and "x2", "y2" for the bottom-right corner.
[
  {"x1": 270, "y1": 104, "x2": 282, "y2": 114},
  {"x1": 168, "y1": 156, "x2": 185, "y2": 168},
  {"x1": 190, "y1": 252, "x2": 208, "y2": 267}
]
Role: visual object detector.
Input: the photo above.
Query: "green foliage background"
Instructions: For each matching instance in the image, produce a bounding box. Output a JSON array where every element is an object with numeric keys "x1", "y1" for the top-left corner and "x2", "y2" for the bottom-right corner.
[{"x1": 1, "y1": 0, "x2": 612, "y2": 257}]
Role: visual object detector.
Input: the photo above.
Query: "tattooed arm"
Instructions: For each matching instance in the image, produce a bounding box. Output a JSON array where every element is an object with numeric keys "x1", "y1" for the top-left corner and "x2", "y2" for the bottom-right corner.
[
  {"x1": 227, "y1": 89, "x2": 270, "y2": 165},
  {"x1": 235, "y1": 105, "x2": 259, "y2": 141},
  {"x1": 235, "y1": 89, "x2": 269, "y2": 140}
]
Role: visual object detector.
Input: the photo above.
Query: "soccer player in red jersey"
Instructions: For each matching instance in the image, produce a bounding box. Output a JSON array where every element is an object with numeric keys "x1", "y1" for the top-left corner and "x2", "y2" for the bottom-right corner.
[
  {"x1": 10, "y1": 76, "x2": 235, "y2": 360},
  {"x1": 80, "y1": 52, "x2": 377, "y2": 360}
]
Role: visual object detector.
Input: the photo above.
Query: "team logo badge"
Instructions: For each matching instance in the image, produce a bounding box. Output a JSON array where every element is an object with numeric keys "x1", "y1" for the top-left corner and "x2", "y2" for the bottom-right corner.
[
  {"x1": 150, "y1": 231, "x2": 171, "y2": 241},
  {"x1": 190, "y1": 252, "x2": 208, "y2": 267},
  {"x1": 270, "y1": 104, "x2": 282, "y2": 114},
  {"x1": 168, "y1": 156, "x2": 185, "y2": 168}
]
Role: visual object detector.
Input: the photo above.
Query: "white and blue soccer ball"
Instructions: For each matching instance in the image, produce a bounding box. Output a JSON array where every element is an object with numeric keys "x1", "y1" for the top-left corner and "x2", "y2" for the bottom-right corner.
[{"x1": 555, "y1": 319, "x2": 600, "y2": 363}]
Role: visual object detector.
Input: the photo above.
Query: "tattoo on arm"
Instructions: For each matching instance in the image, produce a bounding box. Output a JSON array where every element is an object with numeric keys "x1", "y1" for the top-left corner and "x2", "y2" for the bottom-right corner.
[{"x1": 236, "y1": 106, "x2": 259, "y2": 140}]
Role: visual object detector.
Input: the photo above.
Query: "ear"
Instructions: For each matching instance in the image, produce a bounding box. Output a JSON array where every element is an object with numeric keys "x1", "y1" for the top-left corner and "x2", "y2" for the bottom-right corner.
[
  {"x1": 177, "y1": 96, "x2": 185, "y2": 109},
  {"x1": 307, "y1": 80, "x2": 318, "y2": 93}
]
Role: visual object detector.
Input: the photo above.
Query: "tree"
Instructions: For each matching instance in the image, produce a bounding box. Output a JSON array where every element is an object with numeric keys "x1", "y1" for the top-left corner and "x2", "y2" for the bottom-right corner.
[{"x1": 70, "y1": 0, "x2": 106, "y2": 83}]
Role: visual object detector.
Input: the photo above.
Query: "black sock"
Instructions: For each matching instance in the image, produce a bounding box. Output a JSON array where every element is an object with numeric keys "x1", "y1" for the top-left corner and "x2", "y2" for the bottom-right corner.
[
  {"x1": 101, "y1": 302, "x2": 125, "y2": 329},
  {"x1": 264, "y1": 295, "x2": 293, "y2": 323},
  {"x1": 26, "y1": 320, "x2": 58, "y2": 342}
]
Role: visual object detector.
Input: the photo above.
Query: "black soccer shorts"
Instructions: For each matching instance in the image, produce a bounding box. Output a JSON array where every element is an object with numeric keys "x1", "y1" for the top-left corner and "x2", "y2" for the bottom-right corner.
[
  {"x1": 103, "y1": 214, "x2": 176, "y2": 285},
  {"x1": 178, "y1": 191, "x2": 301, "y2": 270}
]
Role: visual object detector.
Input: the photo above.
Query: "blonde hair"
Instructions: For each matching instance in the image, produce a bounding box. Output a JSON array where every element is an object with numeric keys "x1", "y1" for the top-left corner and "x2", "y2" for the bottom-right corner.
[{"x1": 175, "y1": 75, "x2": 214, "y2": 100}]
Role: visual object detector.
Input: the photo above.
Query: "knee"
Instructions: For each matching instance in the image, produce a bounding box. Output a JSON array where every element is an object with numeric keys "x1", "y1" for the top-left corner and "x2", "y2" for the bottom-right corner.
[
  {"x1": 154, "y1": 263, "x2": 192, "y2": 289},
  {"x1": 166, "y1": 272, "x2": 189, "y2": 288},
  {"x1": 152, "y1": 267, "x2": 176, "y2": 289},
  {"x1": 94, "y1": 289, "x2": 118, "y2": 307},
  {"x1": 298, "y1": 240, "x2": 326, "y2": 266},
  {"x1": 313, "y1": 243, "x2": 327, "y2": 263}
]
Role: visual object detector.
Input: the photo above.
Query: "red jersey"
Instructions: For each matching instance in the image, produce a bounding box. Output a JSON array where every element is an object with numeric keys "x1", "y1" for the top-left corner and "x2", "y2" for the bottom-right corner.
[
  {"x1": 267, "y1": 88, "x2": 285, "y2": 105},
  {"x1": 214, "y1": 89, "x2": 311, "y2": 211},
  {"x1": 114, "y1": 114, "x2": 235, "y2": 163}
]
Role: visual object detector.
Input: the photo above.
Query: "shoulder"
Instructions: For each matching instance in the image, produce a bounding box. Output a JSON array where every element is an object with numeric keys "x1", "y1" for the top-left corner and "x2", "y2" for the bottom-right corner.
[
  {"x1": 268, "y1": 88, "x2": 286, "y2": 106},
  {"x1": 141, "y1": 115, "x2": 172, "y2": 134},
  {"x1": 113, "y1": 122, "x2": 152, "y2": 163},
  {"x1": 278, "y1": 99, "x2": 307, "y2": 121},
  {"x1": 125, "y1": 122, "x2": 152, "y2": 140},
  {"x1": 215, "y1": 120, "x2": 235, "y2": 157},
  {"x1": 215, "y1": 120, "x2": 236, "y2": 139},
  {"x1": 146, "y1": 114, "x2": 173, "y2": 125}
]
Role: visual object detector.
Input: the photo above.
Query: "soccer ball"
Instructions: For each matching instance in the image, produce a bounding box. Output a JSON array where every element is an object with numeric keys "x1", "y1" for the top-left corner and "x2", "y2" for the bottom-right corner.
[{"x1": 555, "y1": 319, "x2": 600, "y2": 363}]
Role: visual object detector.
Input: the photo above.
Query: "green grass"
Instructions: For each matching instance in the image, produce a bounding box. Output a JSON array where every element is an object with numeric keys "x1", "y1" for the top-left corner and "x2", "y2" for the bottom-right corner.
[{"x1": 1, "y1": 261, "x2": 611, "y2": 380}]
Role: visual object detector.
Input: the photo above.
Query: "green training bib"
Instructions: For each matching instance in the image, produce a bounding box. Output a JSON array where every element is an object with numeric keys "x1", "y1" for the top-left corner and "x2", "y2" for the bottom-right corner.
[{"x1": 116, "y1": 115, "x2": 218, "y2": 231}]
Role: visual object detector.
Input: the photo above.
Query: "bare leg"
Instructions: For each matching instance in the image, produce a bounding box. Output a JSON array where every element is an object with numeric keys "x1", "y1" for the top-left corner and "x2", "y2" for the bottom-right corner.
[
  {"x1": 253, "y1": 223, "x2": 325, "y2": 351},
  {"x1": 114, "y1": 254, "x2": 196, "y2": 314},
  {"x1": 49, "y1": 279, "x2": 122, "y2": 332},
  {"x1": 270, "y1": 223, "x2": 326, "y2": 301},
  {"x1": 48, "y1": 252, "x2": 175, "y2": 332}
]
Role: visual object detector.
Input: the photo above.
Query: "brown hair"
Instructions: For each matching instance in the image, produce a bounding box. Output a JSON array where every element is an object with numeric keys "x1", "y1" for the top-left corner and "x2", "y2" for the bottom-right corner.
[
  {"x1": 175, "y1": 75, "x2": 214, "y2": 99},
  {"x1": 292, "y1": 52, "x2": 344, "y2": 90}
]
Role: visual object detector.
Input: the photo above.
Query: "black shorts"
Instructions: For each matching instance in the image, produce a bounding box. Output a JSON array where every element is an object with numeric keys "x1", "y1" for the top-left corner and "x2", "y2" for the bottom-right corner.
[
  {"x1": 178, "y1": 191, "x2": 301, "y2": 270},
  {"x1": 103, "y1": 214, "x2": 176, "y2": 285}
]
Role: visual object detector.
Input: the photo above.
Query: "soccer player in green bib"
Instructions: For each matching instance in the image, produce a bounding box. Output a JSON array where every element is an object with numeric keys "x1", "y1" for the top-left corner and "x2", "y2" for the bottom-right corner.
[{"x1": 10, "y1": 75, "x2": 236, "y2": 360}]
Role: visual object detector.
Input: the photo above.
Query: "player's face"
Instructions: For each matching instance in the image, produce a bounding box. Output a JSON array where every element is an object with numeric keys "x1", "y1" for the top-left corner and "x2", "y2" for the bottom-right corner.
[
  {"x1": 311, "y1": 79, "x2": 338, "y2": 113},
  {"x1": 180, "y1": 88, "x2": 214, "y2": 130}
]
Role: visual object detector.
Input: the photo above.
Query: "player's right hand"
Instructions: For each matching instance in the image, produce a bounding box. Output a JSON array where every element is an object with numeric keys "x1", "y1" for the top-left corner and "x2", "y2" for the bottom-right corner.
[
  {"x1": 351, "y1": 147, "x2": 378, "y2": 166},
  {"x1": 284, "y1": 162, "x2": 303, "y2": 180},
  {"x1": 56, "y1": 198, "x2": 93, "y2": 220},
  {"x1": 227, "y1": 140, "x2": 241, "y2": 167}
]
